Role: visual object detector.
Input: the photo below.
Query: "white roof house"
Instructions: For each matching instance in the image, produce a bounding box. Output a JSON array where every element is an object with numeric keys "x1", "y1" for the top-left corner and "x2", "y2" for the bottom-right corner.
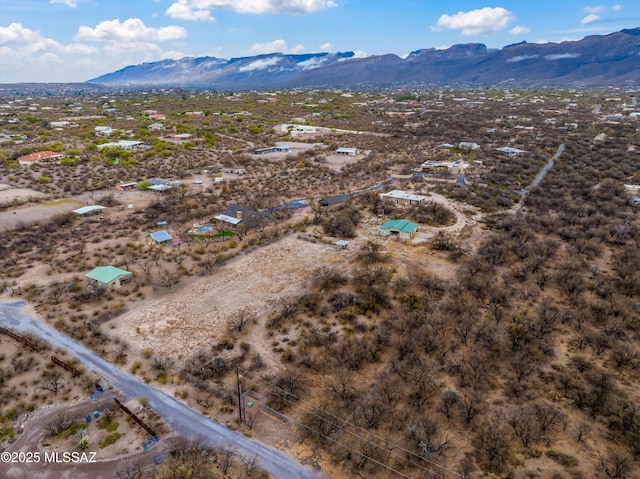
[
  {"x1": 94, "y1": 126, "x2": 113, "y2": 136},
  {"x1": 496, "y1": 147, "x2": 527, "y2": 155},
  {"x1": 380, "y1": 190, "x2": 428, "y2": 204},
  {"x1": 97, "y1": 140, "x2": 143, "y2": 151},
  {"x1": 459, "y1": 142, "x2": 480, "y2": 151}
]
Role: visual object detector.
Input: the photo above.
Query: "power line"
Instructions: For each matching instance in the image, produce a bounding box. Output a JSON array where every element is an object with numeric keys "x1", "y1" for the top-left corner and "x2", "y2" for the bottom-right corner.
[
  {"x1": 239, "y1": 368, "x2": 464, "y2": 478},
  {"x1": 239, "y1": 368, "x2": 465, "y2": 479},
  {"x1": 240, "y1": 374, "x2": 432, "y2": 479}
]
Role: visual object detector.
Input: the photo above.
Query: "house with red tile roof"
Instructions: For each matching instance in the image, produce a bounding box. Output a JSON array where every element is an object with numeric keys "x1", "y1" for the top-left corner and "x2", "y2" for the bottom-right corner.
[{"x1": 17, "y1": 151, "x2": 64, "y2": 165}]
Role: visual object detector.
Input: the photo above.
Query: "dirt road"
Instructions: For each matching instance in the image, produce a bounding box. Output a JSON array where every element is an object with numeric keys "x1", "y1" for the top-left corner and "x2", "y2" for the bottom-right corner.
[{"x1": 0, "y1": 301, "x2": 322, "y2": 479}]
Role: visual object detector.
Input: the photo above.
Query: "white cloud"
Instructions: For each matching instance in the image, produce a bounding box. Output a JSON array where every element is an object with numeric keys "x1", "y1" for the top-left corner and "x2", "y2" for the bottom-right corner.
[
  {"x1": 509, "y1": 26, "x2": 530, "y2": 36},
  {"x1": 337, "y1": 50, "x2": 366, "y2": 61},
  {"x1": 544, "y1": 53, "x2": 581, "y2": 60},
  {"x1": 238, "y1": 57, "x2": 281, "y2": 72},
  {"x1": 50, "y1": 0, "x2": 85, "y2": 7},
  {"x1": 436, "y1": 7, "x2": 515, "y2": 36},
  {"x1": 249, "y1": 39, "x2": 304, "y2": 54},
  {"x1": 76, "y1": 18, "x2": 187, "y2": 42},
  {"x1": 166, "y1": 1, "x2": 215, "y2": 21},
  {"x1": 506, "y1": 54, "x2": 540, "y2": 63},
  {"x1": 0, "y1": 23, "x2": 97, "y2": 55},
  {"x1": 0, "y1": 21, "x2": 188, "y2": 82},
  {"x1": 584, "y1": 6, "x2": 605, "y2": 14},
  {"x1": 165, "y1": 0, "x2": 337, "y2": 16},
  {"x1": 581, "y1": 14, "x2": 600, "y2": 25},
  {"x1": 613, "y1": 4, "x2": 622, "y2": 11},
  {"x1": 297, "y1": 56, "x2": 327, "y2": 70},
  {"x1": 319, "y1": 42, "x2": 332, "y2": 50}
]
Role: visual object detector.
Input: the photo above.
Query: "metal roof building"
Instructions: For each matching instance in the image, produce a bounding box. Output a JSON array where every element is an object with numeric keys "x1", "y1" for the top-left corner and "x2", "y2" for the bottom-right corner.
[
  {"x1": 73, "y1": 205, "x2": 106, "y2": 216},
  {"x1": 149, "y1": 230, "x2": 173, "y2": 243},
  {"x1": 86, "y1": 266, "x2": 132, "y2": 289},
  {"x1": 379, "y1": 219, "x2": 418, "y2": 239}
]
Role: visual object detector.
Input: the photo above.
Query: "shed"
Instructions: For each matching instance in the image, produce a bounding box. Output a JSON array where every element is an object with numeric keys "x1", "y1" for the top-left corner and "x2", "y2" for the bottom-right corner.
[
  {"x1": 149, "y1": 230, "x2": 173, "y2": 243},
  {"x1": 73, "y1": 205, "x2": 106, "y2": 217},
  {"x1": 336, "y1": 147, "x2": 358, "y2": 155},
  {"x1": 86, "y1": 266, "x2": 132, "y2": 289},
  {"x1": 318, "y1": 194, "x2": 348, "y2": 207},
  {"x1": 379, "y1": 219, "x2": 418, "y2": 239}
]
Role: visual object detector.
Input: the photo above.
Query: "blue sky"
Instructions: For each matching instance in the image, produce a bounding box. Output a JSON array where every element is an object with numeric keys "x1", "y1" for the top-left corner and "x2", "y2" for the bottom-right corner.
[{"x1": 0, "y1": 0, "x2": 638, "y2": 83}]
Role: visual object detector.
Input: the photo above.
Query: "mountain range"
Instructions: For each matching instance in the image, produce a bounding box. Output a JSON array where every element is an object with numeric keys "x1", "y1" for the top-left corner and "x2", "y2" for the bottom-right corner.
[{"x1": 89, "y1": 29, "x2": 640, "y2": 89}]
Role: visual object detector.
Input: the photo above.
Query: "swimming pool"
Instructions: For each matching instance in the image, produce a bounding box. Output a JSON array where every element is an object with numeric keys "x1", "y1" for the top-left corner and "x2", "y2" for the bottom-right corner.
[{"x1": 196, "y1": 225, "x2": 213, "y2": 233}]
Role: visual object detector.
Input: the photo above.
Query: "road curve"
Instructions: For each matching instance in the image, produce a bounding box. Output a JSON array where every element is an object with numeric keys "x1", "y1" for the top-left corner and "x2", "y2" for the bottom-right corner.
[{"x1": 0, "y1": 301, "x2": 322, "y2": 479}]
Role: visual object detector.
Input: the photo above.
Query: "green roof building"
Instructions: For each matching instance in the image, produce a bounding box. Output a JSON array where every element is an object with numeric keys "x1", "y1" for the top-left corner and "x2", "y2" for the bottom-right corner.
[
  {"x1": 86, "y1": 266, "x2": 132, "y2": 289},
  {"x1": 379, "y1": 219, "x2": 418, "y2": 239}
]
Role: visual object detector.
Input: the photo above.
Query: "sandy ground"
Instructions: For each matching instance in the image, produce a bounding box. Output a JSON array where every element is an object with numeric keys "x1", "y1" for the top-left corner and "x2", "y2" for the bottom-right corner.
[
  {"x1": 110, "y1": 236, "x2": 351, "y2": 358},
  {"x1": 0, "y1": 187, "x2": 47, "y2": 202},
  {"x1": 0, "y1": 189, "x2": 157, "y2": 231}
]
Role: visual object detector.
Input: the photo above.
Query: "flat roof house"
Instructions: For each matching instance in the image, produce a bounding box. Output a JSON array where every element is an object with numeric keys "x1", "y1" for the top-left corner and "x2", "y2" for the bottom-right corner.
[
  {"x1": 96, "y1": 140, "x2": 143, "y2": 151},
  {"x1": 379, "y1": 219, "x2": 418, "y2": 239},
  {"x1": 380, "y1": 190, "x2": 428, "y2": 205},
  {"x1": 86, "y1": 266, "x2": 132, "y2": 289}
]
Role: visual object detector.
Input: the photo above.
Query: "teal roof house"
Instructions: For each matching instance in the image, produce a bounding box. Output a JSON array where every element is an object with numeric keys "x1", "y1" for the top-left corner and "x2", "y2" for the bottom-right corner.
[{"x1": 86, "y1": 266, "x2": 132, "y2": 289}]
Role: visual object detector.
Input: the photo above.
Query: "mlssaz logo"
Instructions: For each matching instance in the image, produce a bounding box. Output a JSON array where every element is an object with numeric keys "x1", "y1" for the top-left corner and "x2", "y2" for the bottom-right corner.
[{"x1": 45, "y1": 451, "x2": 98, "y2": 463}]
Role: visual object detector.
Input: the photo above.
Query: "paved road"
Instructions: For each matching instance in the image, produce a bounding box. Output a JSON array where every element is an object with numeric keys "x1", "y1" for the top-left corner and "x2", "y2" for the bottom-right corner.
[{"x1": 0, "y1": 301, "x2": 322, "y2": 479}]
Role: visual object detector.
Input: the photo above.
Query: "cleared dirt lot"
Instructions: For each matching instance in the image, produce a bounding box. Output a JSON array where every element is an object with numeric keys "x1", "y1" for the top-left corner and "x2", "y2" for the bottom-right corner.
[
  {"x1": 110, "y1": 236, "x2": 352, "y2": 358},
  {"x1": 0, "y1": 189, "x2": 157, "y2": 231}
]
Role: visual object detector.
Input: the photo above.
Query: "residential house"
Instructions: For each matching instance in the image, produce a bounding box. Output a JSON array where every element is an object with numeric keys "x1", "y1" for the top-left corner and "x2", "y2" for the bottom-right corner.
[
  {"x1": 253, "y1": 145, "x2": 290, "y2": 155},
  {"x1": 17, "y1": 151, "x2": 64, "y2": 165},
  {"x1": 97, "y1": 140, "x2": 143, "y2": 151},
  {"x1": 216, "y1": 205, "x2": 273, "y2": 231},
  {"x1": 380, "y1": 190, "x2": 428, "y2": 205},
  {"x1": 459, "y1": 142, "x2": 480, "y2": 151},
  {"x1": 94, "y1": 126, "x2": 113, "y2": 136},
  {"x1": 86, "y1": 266, "x2": 132, "y2": 290}
]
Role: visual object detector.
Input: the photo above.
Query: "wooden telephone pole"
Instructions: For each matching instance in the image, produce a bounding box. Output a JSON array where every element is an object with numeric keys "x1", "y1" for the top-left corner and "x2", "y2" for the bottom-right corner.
[{"x1": 236, "y1": 366, "x2": 243, "y2": 422}]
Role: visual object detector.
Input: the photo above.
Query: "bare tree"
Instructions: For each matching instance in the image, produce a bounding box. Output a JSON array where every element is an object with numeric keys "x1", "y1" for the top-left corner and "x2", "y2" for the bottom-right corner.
[
  {"x1": 229, "y1": 307, "x2": 256, "y2": 332},
  {"x1": 598, "y1": 450, "x2": 632, "y2": 479},
  {"x1": 38, "y1": 369, "x2": 64, "y2": 394},
  {"x1": 46, "y1": 412, "x2": 74, "y2": 436},
  {"x1": 156, "y1": 268, "x2": 182, "y2": 290},
  {"x1": 218, "y1": 444, "x2": 236, "y2": 475},
  {"x1": 199, "y1": 252, "x2": 217, "y2": 275}
]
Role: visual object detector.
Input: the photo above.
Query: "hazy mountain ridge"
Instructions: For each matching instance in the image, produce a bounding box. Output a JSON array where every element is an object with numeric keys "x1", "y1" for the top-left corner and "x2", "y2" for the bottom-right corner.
[{"x1": 87, "y1": 29, "x2": 640, "y2": 88}]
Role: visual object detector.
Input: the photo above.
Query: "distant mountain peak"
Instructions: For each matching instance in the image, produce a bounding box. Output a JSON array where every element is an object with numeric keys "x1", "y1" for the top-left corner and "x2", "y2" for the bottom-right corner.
[{"x1": 88, "y1": 29, "x2": 640, "y2": 88}]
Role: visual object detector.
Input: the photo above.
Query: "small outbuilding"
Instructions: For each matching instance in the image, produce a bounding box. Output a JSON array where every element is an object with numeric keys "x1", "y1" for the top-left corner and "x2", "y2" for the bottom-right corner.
[
  {"x1": 86, "y1": 266, "x2": 132, "y2": 289},
  {"x1": 379, "y1": 219, "x2": 418, "y2": 239},
  {"x1": 73, "y1": 205, "x2": 107, "y2": 217},
  {"x1": 149, "y1": 230, "x2": 173, "y2": 243},
  {"x1": 336, "y1": 147, "x2": 358, "y2": 156}
]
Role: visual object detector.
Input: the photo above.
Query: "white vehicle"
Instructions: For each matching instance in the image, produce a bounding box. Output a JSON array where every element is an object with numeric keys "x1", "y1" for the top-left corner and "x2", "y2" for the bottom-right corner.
[{"x1": 192, "y1": 179, "x2": 203, "y2": 184}]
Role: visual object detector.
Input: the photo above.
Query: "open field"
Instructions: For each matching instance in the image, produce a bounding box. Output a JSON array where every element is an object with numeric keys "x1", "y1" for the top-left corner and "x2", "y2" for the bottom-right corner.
[{"x1": 110, "y1": 236, "x2": 351, "y2": 358}]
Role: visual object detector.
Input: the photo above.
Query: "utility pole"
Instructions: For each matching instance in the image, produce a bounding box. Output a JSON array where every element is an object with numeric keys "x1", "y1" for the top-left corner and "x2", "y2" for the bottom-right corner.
[{"x1": 236, "y1": 366, "x2": 243, "y2": 422}]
